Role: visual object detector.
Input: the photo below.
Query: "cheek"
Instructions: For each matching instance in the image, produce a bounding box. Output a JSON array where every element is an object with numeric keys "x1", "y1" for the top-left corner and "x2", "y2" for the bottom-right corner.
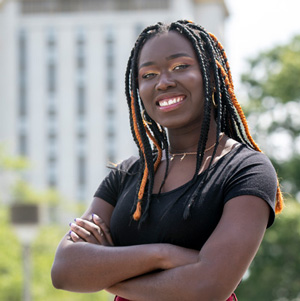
[
  {"x1": 138, "y1": 82, "x2": 153, "y2": 106},
  {"x1": 185, "y1": 73, "x2": 204, "y2": 97},
  {"x1": 187, "y1": 71, "x2": 203, "y2": 84}
]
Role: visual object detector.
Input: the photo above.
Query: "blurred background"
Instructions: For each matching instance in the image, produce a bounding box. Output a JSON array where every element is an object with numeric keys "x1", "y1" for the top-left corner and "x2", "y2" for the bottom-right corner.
[{"x1": 0, "y1": 0, "x2": 299, "y2": 300}]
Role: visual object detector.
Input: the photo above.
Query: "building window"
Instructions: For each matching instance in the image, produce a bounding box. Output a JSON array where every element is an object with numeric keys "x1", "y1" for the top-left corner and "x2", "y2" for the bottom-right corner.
[
  {"x1": 78, "y1": 155, "x2": 86, "y2": 186},
  {"x1": 46, "y1": 29, "x2": 58, "y2": 188},
  {"x1": 104, "y1": 28, "x2": 117, "y2": 162},
  {"x1": 18, "y1": 29, "x2": 28, "y2": 157},
  {"x1": 47, "y1": 62, "x2": 56, "y2": 93},
  {"x1": 76, "y1": 29, "x2": 86, "y2": 81},
  {"x1": 18, "y1": 29, "x2": 27, "y2": 118},
  {"x1": 48, "y1": 155, "x2": 57, "y2": 187},
  {"x1": 77, "y1": 85, "x2": 85, "y2": 115},
  {"x1": 106, "y1": 33, "x2": 114, "y2": 91},
  {"x1": 19, "y1": 86, "x2": 27, "y2": 117},
  {"x1": 18, "y1": 133, "x2": 27, "y2": 156},
  {"x1": 48, "y1": 132, "x2": 57, "y2": 157},
  {"x1": 76, "y1": 33, "x2": 85, "y2": 70},
  {"x1": 19, "y1": 30, "x2": 27, "y2": 73},
  {"x1": 47, "y1": 30, "x2": 57, "y2": 94}
]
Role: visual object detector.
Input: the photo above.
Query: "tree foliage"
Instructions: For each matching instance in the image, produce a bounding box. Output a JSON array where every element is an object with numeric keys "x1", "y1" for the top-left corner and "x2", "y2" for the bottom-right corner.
[
  {"x1": 236, "y1": 199, "x2": 300, "y2": 300},
  {"x1": 0, "y1": 206, "x2": 112, "y2": 301},
  {"x1": 0, "y1": 149, "x2": 113, "y2": 300},
  {"x1": 235, "y1": 35, "x2": 300, "y2": 300},
  {"x1": 241, "y1": 35, "x2": 300, "y2": 197}
]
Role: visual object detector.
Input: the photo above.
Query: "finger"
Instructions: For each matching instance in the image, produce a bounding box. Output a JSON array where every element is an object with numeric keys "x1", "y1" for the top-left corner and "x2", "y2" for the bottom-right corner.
[
  {"x1": 92, "y1": 214, "x2": 114, "y2": 246},
  {"x1": 74, "y1": 218, "x2": 105, "y2": 245},
  {"x1": 69, "y1": 222, "x2": 97, "y2": 243},
  {"x1": 69, "y1": 230, "x2": 84, "y2": 243}
]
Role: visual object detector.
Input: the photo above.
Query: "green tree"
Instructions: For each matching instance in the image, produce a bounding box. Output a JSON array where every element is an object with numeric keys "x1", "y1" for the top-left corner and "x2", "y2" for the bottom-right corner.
[
  {"x1": 0, "y1": 206, "x2": 22, "y2": 301},
  {"x1": 236, "y1": 199, "x2": 300, "y2": 300},
  {"x1": 0, "y1": 148, "x2": 112, "y2": 300},
  {"x1": 0, "y1": 205, "x2": 112, "y2": 301},
  {"x1": 235, "y1": 35, "x2": 300, "y2": 300},
  {"x1": 241, "y1": 35, "x2": 300, "y2": 197}
]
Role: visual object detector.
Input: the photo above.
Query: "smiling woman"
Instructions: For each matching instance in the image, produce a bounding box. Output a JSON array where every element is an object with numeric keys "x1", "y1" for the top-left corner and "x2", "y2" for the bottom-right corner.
[{"x1": 51, "y1": 20, "x2": 284, "y2": 301}]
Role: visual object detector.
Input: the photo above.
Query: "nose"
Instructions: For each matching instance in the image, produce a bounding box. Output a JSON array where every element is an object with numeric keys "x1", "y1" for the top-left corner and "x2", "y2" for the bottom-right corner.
[{"x1": 155, "y1": 72, "x2": 176, "y2": 91}]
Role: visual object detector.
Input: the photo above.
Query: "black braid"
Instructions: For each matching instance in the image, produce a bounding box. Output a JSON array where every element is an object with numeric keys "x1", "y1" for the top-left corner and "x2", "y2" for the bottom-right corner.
[
  {"x1": 171, "y1": 22, "x2": 211, "y2": 179},
  {"x1": 125, "y1": 23, "x2": 165, "y2": 222}
]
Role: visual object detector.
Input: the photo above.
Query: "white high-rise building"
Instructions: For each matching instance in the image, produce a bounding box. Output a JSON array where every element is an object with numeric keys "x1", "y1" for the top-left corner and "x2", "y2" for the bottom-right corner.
[{"x1": 0, "y1": 0, "x2": 228, "y2": 204}]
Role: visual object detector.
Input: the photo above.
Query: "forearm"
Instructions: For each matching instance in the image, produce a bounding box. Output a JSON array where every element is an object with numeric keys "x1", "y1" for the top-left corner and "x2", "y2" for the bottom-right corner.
[
  {"x1": 51, "y1": 236, "x2": 198, "y2": 293},
  {"x1": 107, "y1": 262, "x2": 234, "y2": 301},
  {"x1": 51, "y1": 236, "x2": 165, "y2": 292}
]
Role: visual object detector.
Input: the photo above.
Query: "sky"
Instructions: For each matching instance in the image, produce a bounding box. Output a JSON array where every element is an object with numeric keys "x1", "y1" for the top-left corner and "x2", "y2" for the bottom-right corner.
[
  {"x1": 225, "y1": 0, "x2": 300, "y2": 89},
  {"x1": 224, "y1": 0, "x2": 300, "y2": 170}
]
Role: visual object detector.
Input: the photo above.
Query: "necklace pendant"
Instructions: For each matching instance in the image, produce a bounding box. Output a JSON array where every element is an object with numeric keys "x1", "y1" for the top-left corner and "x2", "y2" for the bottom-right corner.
[{"x1": 180, "y1": 153, "x2": 186, "y2": 161}]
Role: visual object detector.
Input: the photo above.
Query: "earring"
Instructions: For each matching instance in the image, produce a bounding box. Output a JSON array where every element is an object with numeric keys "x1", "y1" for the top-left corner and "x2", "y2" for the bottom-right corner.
[
  {"x1": 142, "y1": 109, "x2": 152, "y2": 125},
  {"x1": 212, "y1": 88, "x2": 218, "y2": 108}
]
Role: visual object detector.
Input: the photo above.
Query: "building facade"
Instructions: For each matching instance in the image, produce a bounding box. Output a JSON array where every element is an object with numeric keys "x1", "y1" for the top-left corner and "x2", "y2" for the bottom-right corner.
[{"x1": 0, "y1": 0, "x2": 228, "y2": 204}]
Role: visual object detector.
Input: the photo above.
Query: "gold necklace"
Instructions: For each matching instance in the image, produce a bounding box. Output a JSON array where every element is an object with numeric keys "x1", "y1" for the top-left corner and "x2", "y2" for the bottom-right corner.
[{"x1": 169, "y1": 133, "x2": 225, "y2": 161}]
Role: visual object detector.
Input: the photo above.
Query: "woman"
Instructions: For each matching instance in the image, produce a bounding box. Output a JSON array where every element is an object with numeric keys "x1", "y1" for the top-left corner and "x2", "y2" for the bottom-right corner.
[{"x1": 51, "y1": 20, "x2": 283, "y2": 300}]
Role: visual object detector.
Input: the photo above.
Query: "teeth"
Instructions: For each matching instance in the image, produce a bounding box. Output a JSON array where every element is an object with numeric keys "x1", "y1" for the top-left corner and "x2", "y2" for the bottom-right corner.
[{"x1": 159, "y1": 96, "x2": 184, "y2": 107}]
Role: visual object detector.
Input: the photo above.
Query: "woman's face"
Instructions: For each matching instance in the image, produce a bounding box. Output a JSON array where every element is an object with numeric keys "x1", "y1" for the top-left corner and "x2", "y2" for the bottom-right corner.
[{"x1": 138, "y1": 30, "x2": 205, "y2": 130}]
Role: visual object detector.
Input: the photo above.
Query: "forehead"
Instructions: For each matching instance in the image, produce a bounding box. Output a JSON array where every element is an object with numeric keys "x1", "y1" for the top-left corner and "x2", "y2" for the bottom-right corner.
[{"x1": 138, "y1": 31, "x2": 197, "y2": 66}]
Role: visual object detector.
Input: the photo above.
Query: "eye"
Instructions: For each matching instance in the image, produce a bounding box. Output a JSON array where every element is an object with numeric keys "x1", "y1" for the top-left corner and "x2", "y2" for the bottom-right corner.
[
  {"x1": 173, "y1": 64, "x2": 190, "y2": 71},
  {"x1": 142, "y1": 72, "x2": 157, "y2": 79}
]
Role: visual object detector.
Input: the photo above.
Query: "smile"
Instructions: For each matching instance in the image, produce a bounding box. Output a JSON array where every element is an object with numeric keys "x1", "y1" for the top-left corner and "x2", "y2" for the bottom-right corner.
[{"x1": 157, "y1": 96, "x2": 185, "y2": 107}]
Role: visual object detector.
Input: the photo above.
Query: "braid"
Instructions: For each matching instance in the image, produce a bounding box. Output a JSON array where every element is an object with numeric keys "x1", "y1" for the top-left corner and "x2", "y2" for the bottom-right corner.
[
  {"x1": 126, "y1": 25, "x2": 164, "y2": 222},
  {"x1": 125, "y1": 20, "x2": 283, "y2": 223},
  {"x1": 215, "y1": 54, "x2": 284, "y2": 213},
  {"x1": 209, "y1": 33, "x2": 234, "y2": 87},
  {"x1": 216, "y1": 60, "x2": 261, "y2": 150},
  {"x1": 171, "y1": 22, "x2": 211, "y2": 179}
]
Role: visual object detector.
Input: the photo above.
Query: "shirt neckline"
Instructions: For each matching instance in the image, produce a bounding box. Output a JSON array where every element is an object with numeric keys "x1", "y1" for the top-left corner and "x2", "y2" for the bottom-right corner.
[{"x1": 152, "y1": 144, "x2": 245, "y2": 197}]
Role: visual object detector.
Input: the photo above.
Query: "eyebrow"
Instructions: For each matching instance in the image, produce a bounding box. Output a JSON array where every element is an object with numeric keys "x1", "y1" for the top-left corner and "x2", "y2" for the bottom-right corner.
[{"x1": 139, "y1": 52, "x2": 193, "y2": 70}]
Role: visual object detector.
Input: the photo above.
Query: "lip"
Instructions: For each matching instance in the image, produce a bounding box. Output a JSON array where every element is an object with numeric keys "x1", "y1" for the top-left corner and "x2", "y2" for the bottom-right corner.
[{"x1": 155, "y1": 94, "x2": 186, "y2": 111}]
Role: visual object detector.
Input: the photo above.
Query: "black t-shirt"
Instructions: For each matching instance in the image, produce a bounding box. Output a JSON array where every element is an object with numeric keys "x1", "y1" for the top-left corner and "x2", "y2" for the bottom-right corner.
[{"x1": 94, "y1": 144, "x2": 277, "y2": 250}]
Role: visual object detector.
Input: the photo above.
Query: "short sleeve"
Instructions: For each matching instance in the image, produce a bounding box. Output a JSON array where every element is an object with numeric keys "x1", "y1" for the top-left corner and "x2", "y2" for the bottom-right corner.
[
  {"x1": 94, "y1": 156, "x2": 139, "y2": 207},
  {"x1": 224, "y1": 149, "x2": 278, "y2": 227}
]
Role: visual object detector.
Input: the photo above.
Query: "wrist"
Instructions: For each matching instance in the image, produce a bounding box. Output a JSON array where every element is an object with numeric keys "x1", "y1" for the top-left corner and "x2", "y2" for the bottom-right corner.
[{"x1": 154, "y1": 244, "x2": 173, "y2": 270}]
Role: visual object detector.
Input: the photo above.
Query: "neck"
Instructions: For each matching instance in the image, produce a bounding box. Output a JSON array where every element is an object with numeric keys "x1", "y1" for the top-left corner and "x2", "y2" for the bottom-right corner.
[{"x1": 168, "y1": 119, "x2": 217, "y2": 153}]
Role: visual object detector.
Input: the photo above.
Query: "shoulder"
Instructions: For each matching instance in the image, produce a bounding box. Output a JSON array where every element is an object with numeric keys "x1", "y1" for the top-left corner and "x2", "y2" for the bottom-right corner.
[
  {"x1": 110, "y1": 156, "x2": 140, "y2": 174},
  {"x1": 222, "y1": 144, "x2": 278, "y2": 227},
  {"x1": 228, "y1": 144, "x2": 276, "y2": 173},
  {"x1": 93, "y1": 156, "x2": 140, "y2": 206}
]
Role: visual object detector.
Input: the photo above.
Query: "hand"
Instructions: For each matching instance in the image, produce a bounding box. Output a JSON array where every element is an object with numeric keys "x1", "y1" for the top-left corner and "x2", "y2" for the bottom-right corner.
[
  {"x1": 69, "y1": 214, "x2": 114, "y2": 246},
  {"x1": 160, "y1": 244, "x2": 199, "y2": 270}
]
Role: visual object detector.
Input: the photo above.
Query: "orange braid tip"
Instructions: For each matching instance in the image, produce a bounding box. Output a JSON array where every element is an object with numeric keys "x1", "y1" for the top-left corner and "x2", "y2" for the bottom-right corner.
[
  {"x1": 275, "y1": 185, "x2": 284, "y2": 214},
  {"x1": 133, "y1": 200, "x2": 142, "y2": 221}
]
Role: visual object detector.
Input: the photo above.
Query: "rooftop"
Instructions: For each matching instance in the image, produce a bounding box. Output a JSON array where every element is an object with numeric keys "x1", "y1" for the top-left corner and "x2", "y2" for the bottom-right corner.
[{"x1": 20, "y1": 0, "x2": 170, "y2": 14}]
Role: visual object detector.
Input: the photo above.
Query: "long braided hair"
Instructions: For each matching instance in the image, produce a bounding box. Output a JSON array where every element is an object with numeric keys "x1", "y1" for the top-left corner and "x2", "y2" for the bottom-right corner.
[{"x1": 125, "y1": 20, "x2": 283, "y2": 223}]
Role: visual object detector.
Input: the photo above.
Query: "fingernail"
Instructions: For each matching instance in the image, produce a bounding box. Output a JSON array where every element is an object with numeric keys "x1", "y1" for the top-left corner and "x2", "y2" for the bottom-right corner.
[
  {"x1": 69, "y1": 222, "x2": 72, "y2": 227},
  {"x1": 68, "y1": 230, "x2": 72, "y2": 236},
  {"x1": 93, "y1": 214, "x2": 99, "y2": 221},
  {"x1": 74, "y1": 218, "x2": 77, "y2": 222}
]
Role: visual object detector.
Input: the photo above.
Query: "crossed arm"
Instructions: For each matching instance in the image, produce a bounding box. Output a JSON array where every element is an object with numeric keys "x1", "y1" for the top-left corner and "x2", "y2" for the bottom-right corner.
[{"x1": 51, "y1": 195, "x2": 270, "y2": 300}]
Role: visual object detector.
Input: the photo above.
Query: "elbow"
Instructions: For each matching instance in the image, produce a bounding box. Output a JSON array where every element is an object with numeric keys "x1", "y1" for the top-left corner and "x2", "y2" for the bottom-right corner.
[
  {"x1": 51, "y1": 263, "x2": 65, "y2": 290},
  {"x1": 51, "y1": 256, "x2": 73, "y2": 290},
  {"x1": 193, "y1": 278, "x2": 236, "y2": 301}
]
